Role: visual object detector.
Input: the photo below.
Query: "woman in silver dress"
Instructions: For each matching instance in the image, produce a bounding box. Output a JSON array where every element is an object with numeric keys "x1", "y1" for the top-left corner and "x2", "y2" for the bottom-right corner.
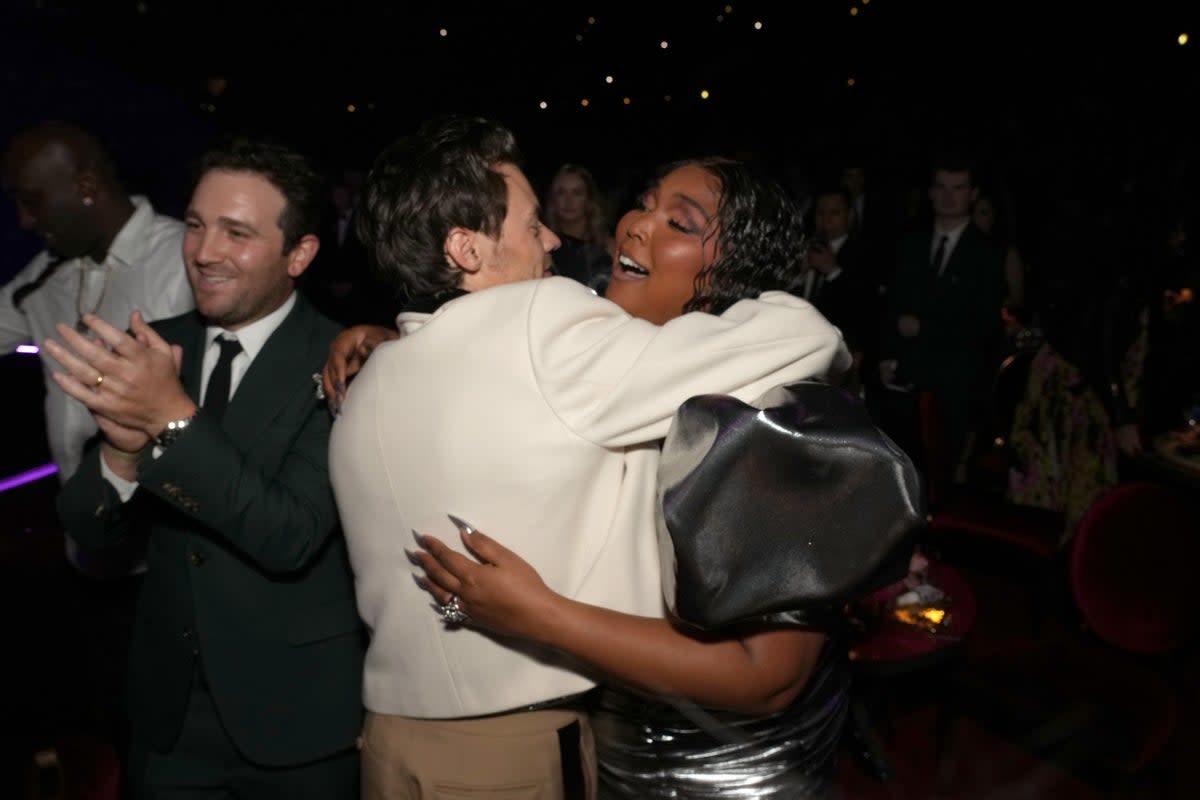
[{"x1": 408, "y1": 158, "x2": 850, "y2": 799}]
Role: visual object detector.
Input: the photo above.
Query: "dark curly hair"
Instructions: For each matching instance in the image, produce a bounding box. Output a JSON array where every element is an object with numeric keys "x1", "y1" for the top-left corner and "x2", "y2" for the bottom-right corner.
[
  {"x1": 356, "y1": 115, "x2": 522, "y2": 299},
  {"x1": 193, "y1": 136, "x2": 321, "y2": 254},
  {"x1": 666, "y1": 157, "x2": 807, "y2": 315}
]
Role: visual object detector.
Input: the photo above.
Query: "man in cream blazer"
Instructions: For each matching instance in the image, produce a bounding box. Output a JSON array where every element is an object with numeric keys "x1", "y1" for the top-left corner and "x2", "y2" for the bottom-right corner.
[{"x1": 330, "y1": 116, "x2": 847, "y2": 799}]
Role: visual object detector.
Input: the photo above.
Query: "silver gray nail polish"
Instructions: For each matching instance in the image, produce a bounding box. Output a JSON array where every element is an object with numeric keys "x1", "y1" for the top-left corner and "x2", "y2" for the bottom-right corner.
[{"x1": 446, "y1": 514, "x2": 476, "y2": 535}]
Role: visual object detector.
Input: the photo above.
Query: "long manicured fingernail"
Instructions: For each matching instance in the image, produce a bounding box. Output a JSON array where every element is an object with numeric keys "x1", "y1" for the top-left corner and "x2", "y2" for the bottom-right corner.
[
  {"x1": 411, "y1": 529, "x2": 425, "y2": 546},
  {"x1": 446, "y1": 514, "x2": 475, "y2": 535},
  {"x1": 403, "y1": 548, "x2": 419, "y2": 564}
]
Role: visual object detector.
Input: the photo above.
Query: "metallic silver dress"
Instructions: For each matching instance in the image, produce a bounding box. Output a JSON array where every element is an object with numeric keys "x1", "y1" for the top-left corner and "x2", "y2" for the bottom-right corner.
[
  {"x1": 590, "y1": 383, "x2": 914, "y2": 796},
  {"x1": 591, "y1": 639, "x2": 848, "y2": 799}
]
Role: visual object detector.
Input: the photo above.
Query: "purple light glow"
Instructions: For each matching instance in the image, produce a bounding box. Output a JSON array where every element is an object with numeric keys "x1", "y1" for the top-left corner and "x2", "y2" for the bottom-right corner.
[
  {"x1": 15, "y1": 345, "x2": 39, "y2": 354},
  {"x1": 0, "y1": 463, "x2": 58, "y2": 493}
]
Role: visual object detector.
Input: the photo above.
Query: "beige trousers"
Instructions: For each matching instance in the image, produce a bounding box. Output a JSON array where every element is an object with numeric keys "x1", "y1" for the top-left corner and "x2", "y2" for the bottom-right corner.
[{"x1": 360, "y1": 708, "x2": 596, "y2": 800}]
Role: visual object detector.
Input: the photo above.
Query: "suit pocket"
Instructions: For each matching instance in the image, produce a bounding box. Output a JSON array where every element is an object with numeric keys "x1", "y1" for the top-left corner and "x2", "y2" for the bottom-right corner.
[{"x1": 287, "y1": 598, "x2": 363, "y2": 645}]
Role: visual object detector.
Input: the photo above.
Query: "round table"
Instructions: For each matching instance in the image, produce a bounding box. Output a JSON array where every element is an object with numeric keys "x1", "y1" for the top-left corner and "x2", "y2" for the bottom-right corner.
[
  {"x1": 1139, "y1": 431, "x2": 1200, "y2": 490},
  {"x1": 843, "y1": 560, "x2": 978, "y2": 785},
  {"x1": 850, "y1": 560, "x2": 977, "y2": 676}
]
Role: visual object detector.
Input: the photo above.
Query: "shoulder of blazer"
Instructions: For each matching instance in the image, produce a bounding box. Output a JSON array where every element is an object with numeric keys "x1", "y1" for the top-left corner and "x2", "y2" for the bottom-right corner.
[
  {"x1": 895, "y1": 229, "x2": 932, "y2": 269},
  {"x1": 285, "y1": 291, "x2": 345, "y2": 360},
  {"x1": 955, "y1": 224, "x2": 1003, "y2": 267},
  {"x1": 956, "y1": 222, "x2": 989, "y2": 252},
  {"x1": 838, "y1": 235, "x2": 868, "y2": 270}
]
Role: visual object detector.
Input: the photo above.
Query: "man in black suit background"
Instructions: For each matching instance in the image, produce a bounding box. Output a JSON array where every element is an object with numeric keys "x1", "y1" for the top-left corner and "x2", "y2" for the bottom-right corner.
[
  {"x1": 878, "y1": 156, "x2": 1005, "y2": 485},
  {"x1": 793, "y1": 185, "x2": 874, "y2": 391},
  {"x1": 45, "y1": 137, "x2": 363, "y2": 798}
]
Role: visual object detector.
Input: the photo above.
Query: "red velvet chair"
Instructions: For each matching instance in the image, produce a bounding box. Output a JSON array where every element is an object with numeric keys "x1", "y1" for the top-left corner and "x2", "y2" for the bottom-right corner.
[
  {"x1": 1070, "y1": 481, "x2": 1200, "y2": 656},
  {"x1": 946, "y1": 481, "x2": 1196, "y2": 788}
]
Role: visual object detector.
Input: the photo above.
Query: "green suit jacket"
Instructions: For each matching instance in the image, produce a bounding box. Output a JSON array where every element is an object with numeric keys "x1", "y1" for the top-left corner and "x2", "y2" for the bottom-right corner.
[{"x1": 57, "y1": 294, "x2": 364, "y2": 767}]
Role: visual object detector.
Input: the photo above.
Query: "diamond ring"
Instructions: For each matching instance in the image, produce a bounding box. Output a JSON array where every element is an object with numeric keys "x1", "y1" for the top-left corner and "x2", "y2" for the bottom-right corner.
[{"x1": 438, "y1": 594, "x2": 469, "y2": 625}]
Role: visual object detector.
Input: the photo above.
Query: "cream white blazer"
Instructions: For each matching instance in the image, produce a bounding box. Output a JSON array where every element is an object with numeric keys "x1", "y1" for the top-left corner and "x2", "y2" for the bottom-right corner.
[{"x1": 330, "y1": 277, "x2": 848, "y2": 717}]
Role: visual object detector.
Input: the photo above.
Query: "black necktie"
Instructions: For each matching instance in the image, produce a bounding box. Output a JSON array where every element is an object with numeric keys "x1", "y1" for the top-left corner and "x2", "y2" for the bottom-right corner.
[
  {"x1": 931, "y1": 235, "x2": 948, "y2": 277},
  {"x1": 204, "y1": 337, "x2": 242, "y2": 422}
]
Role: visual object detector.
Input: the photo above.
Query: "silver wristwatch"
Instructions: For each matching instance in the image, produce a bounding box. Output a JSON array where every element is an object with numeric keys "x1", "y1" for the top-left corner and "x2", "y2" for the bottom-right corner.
[{"x1": 154, "y1": 414, "x2": 196, "y2": 449}]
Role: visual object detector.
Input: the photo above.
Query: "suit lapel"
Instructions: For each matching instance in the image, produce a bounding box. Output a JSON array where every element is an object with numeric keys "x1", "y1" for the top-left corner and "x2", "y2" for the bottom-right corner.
[{"x1": 221, "y1": 296, "x2": 317, "y2": 448}]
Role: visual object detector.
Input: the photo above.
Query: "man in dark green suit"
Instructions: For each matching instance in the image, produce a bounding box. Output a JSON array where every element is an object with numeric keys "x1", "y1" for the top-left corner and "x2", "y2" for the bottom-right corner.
[{"x1": 45, "y1": 138, "x2": 363, "y2": 798}]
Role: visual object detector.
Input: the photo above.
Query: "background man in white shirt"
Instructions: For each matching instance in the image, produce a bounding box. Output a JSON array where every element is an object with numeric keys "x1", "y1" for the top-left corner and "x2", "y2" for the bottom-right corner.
[
  {"x1": 1, "y1": 121, "x2": 194, "y2": 575},
  {"x1": 1, "y1": 122, "x2": 196, "y2": 783}
]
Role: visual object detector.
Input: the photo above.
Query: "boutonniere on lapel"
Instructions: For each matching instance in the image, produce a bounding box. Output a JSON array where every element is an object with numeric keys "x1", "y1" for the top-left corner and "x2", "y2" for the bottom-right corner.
[{"x1": 312, "y1": 372, "x2": 327, "y2": 402}]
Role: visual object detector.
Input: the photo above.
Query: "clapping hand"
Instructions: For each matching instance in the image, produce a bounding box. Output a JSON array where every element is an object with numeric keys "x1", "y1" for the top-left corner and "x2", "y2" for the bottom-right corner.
[{"x1": 42, "y1": 311, "x2": 192, "y2": 445}]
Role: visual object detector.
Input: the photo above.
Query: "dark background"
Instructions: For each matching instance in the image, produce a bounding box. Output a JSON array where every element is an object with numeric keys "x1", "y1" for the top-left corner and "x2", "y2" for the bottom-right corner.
[
  {"x1": 2, "y1": 0, "x2": 1200, "y2": 293},
  {"x1": 1, "y1": 4, "x2": 1198, "y2": 792}
]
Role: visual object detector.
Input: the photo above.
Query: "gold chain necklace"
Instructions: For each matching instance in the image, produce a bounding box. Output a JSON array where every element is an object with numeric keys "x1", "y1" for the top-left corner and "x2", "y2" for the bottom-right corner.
[{"x1": 75, "y1": 257, "x2": 114, "y2": 333}]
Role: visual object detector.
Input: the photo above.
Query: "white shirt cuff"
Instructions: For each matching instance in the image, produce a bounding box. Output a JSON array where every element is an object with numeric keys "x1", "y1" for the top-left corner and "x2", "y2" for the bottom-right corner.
[{"x1": 99, "y1": 455, "x2": 140, "y2": 503}]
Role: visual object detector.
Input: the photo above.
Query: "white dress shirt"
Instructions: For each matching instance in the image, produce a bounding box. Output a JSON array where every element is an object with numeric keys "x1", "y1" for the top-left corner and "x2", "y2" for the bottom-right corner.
[
  {"x1": 1, "y1": 198, "x2": 194, "y2": 575},
  {"x1": 0, "y1": 197, "x2": 193, "y2": 482}
]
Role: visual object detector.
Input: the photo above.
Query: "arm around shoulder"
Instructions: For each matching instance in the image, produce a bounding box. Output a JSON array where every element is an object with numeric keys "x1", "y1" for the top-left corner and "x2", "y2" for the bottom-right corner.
[{"x1": 531, "y1": 281, "x2": 847, "y2": 446}]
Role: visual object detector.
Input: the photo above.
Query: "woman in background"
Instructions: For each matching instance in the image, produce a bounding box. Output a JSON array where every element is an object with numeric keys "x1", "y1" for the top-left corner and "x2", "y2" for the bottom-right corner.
[
  {"x1": 972, "y1": 188, "x2": 1028, "y2": 316},
  {"x1": 545, "y1": 163, "x2": 615, "y2": 292}
]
